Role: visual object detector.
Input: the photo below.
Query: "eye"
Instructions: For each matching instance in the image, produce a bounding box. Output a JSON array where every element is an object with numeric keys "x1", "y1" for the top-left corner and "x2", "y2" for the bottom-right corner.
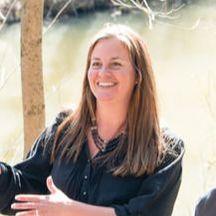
[
  {"x1": 113, "y1": 62, "x2": 121, "y2": 66},
  {"x1": 91, "y1": 61, "x2": 102, "y2": 68},
  {"x1": 110, "y1": 62, "x2": 122, "y2": 68}
]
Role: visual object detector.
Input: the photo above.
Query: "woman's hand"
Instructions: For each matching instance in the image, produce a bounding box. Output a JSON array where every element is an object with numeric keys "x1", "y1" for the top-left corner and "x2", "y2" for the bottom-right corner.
[{"x1": 11, "y1": 176, "x2": 73, "y2": 216}]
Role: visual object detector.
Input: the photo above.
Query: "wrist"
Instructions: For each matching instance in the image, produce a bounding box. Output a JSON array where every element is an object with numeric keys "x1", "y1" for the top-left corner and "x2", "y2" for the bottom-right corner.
[
  {"x1": 66, "y1": 199, "x2": 86, "y2": 216},
  {"x1": 62, "y1": 199, "x2": 76, "y2": 216}
]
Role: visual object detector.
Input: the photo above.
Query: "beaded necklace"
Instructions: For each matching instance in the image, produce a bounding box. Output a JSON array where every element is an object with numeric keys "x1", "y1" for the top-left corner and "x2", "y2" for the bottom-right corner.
[{"x1": 90, "y1": 125, "x2": 125, "y2": 152}]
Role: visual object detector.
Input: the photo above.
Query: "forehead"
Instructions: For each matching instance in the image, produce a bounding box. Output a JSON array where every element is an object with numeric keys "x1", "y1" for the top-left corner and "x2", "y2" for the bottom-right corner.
[{"x1": 91, "y1": 37, "x2": 130, "y2": 60}]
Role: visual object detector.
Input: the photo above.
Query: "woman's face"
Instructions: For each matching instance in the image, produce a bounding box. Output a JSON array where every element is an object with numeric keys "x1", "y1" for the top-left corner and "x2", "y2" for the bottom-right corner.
[{"x1": 88, "y1": 37, "x2": 136, "y2": 106}]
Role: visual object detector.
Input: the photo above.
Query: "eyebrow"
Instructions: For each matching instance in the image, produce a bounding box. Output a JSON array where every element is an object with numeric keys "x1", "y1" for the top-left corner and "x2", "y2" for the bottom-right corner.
[
  {"x1": 91, "y1": 57, "x2": 123, "y2": 60},
  {"x1": 91, "y1": 57, "x2": 100, "y2": 60}
]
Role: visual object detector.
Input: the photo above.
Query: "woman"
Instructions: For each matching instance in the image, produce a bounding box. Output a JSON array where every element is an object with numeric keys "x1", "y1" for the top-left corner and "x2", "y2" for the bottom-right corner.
[{"x1": 0, "y1": 24, "x2": 184, "y2": 216}]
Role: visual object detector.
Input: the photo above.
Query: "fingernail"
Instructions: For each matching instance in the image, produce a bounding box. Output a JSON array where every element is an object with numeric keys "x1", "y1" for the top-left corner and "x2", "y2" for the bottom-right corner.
[
  {"x1": 11, "y1": 204, "x2": 16, "y2": 209},
  {"x1": 15, "y1": 195, "x2": 21, "y2": 200}
]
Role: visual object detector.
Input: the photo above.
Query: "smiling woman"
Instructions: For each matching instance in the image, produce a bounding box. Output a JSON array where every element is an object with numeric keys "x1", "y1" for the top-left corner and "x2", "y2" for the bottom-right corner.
[{"x1": 0, "y1": 24, "x2": 184, "y2": 216}]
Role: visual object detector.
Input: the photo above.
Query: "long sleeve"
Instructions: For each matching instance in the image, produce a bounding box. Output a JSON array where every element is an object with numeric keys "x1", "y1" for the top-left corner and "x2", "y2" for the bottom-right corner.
[
  {"x1": 112, "y1": 133, "x2": 184, "y2": 216},
  {"x1": 0, "y1": 130, "x2": 50, "y2": 215},
  {"x1": 0, "y1": 111, "x2": 70, "y2": 215},
  {"x1": 194, "y1": 188, "x2": 216, "y2": 216}
]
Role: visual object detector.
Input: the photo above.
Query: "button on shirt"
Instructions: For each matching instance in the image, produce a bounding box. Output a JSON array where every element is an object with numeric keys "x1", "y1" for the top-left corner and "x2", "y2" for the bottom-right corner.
[{"x1": 0, "y1": 112, "x2": 185, "y2": 216}]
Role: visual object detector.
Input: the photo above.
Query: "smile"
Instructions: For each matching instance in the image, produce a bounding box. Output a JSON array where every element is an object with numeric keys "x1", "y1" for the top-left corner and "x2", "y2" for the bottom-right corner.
[{"x1": 97, "y1": 82, "x2": 117, "y2": 87}]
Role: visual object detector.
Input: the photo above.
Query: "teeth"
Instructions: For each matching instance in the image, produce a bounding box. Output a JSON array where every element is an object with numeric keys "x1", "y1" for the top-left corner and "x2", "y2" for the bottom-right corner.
[{"x1": 98, "y1": 82, "x2": 116, "y2": 87}]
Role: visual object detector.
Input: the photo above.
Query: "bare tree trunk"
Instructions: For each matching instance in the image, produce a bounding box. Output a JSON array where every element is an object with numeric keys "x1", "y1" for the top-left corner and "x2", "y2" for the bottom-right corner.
[{"x1": 20, "y1": 0, "x2": 45, "y2": 157}]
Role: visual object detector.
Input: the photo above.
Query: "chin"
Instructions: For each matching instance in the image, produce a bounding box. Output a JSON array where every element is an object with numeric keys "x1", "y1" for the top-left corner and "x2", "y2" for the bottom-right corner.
[
  {"x1": 95, "y1": 95, "x2": 116, "y2": 103},
  {"x1": 96, "y1": 97, "x2": 115, "y2": 102}
]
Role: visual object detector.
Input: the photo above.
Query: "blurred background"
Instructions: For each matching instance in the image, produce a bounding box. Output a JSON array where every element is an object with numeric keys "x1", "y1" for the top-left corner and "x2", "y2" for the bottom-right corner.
[{"x1": 0, "y1": 0, "x2": 216, "y2": 215}]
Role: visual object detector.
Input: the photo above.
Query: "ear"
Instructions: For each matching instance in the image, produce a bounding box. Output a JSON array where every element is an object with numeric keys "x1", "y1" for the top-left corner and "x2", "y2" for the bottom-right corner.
[
  {"x1": 135, "y1": 69, "x2": 142, "y2": 85},
  {"x1": 134, "y1": 73, "x2": 139, "y2": 86},
  {"x1": 134, "y1": 79, "x2": 139, "y2": 86},
  {"x1": 46, "y1": 176, "x2": 59, "y2": 194}
]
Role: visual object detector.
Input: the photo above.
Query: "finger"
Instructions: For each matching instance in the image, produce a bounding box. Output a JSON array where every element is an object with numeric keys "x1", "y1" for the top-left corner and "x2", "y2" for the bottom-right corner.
[
  {"x1": 15, "y1": 210, "x2": 38, "y2": 216},
  {"x1": 11, "y1": 202, "x2": 39, "y2": 210},
  {"x1": 15, "y1": 194, "x2": 48, "y2": 202},
  {"x1": 46, "y1": 176, "x2": 58, "y2": 194}
]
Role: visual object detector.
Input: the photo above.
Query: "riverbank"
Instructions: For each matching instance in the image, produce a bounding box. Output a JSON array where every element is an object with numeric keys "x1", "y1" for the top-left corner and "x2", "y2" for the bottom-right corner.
[{"x1": 0, "y1": 0, "x2": 192, "y2": 24}]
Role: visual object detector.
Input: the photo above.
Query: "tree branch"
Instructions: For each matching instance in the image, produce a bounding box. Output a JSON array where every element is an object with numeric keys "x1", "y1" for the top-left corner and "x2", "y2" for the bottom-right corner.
[
  {"x1": 0, "y1": 0, "x2": 18, "y2": 32},
  {"x1": 111, "y1": 0, "x2": 186, "y2": 29},
  {"x1": 0, "y1": 67, "x2": 17, "y2": 91},
  {"x1": 43, "y1": 0, "x2": 73, "y2": 35}
]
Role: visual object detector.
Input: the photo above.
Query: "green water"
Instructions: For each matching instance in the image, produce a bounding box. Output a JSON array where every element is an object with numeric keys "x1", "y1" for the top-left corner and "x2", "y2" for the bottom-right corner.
[{"x1": 0, "y1": 2, "x2": 216, "y2": 215}]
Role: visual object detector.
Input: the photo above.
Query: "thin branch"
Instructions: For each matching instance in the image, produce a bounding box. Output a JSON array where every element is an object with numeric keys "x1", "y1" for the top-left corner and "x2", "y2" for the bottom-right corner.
[
  {"x1": 142, "y1": 0, "x2": 153, "y2": 14},
  {"x1": 0, "y1": 67, "x2": 17, "y2": 91},
  {"x1": 1, "y1": 130, "x2": 23, "y2": 163},
  {"x1": 112, "y1": 0, "x2": 154, "y2": 28},
  {"x1": 130, "y1": 0, "x2": 154, "y2": 29},
  {"x1": 156, "y1": 3, "x2": 186, "y2": 17},
  {"x1": 43, "y1": 0, "x2": 73, "y2": 35},
  {"x1": 204, "y1": 70, "x2": 216, "y2": 122},
  {"x1": 0, "y1": 44, "x2": 19, "y2": 92},
  {"x1": 0, "y1": 10, "x2": 6, "y2": 20},
  {"x1": 111, "y1": 0, "x2": 149, "y2": 14},
  {"x1": 0, "y1": 0, "x2": 18, "y2": 32},
  {"x1": 111, "y1": 0, "x2": 137, "y2": 9},
  {"x1": 130, "y1": 0, "x2": 149, "y2": 14},
  {"x1": 111, "y1": 0, "x2": 187, "y2": 29},
  {"x1": 140, "y1": 0, "x2": 155, "y2": 28}
]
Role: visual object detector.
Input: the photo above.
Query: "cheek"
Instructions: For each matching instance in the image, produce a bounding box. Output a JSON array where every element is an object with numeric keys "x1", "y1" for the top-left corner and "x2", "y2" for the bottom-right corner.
[
  {"x1": 123, "y1": 70, "x2": 136, "y2": 90},
  {"x1": 88, "y1": 70, "x2": 97, "y2": 88}
]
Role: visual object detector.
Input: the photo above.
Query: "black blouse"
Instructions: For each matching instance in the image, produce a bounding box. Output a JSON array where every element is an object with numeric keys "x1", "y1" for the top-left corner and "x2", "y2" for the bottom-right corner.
[{"x1": 0, "y1": 112, "x2": 184, "y2": 216}]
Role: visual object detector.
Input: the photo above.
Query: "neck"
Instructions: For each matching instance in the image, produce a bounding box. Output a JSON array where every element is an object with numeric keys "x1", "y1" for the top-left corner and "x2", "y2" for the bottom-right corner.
[{"x1": 95, "y1": 101, "x2": 128, "y2": 140}]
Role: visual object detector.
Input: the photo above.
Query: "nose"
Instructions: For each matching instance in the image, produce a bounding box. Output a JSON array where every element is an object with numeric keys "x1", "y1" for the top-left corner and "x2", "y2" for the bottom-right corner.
[{"x1": 99, "y1": 66, "x2": 110, "y2": 74}]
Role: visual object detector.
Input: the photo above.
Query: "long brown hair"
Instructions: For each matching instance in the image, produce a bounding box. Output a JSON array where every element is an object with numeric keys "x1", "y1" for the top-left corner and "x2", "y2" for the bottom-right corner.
[{"x1": 50, "y1": 24, "x2": 164, "y2": 177}]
